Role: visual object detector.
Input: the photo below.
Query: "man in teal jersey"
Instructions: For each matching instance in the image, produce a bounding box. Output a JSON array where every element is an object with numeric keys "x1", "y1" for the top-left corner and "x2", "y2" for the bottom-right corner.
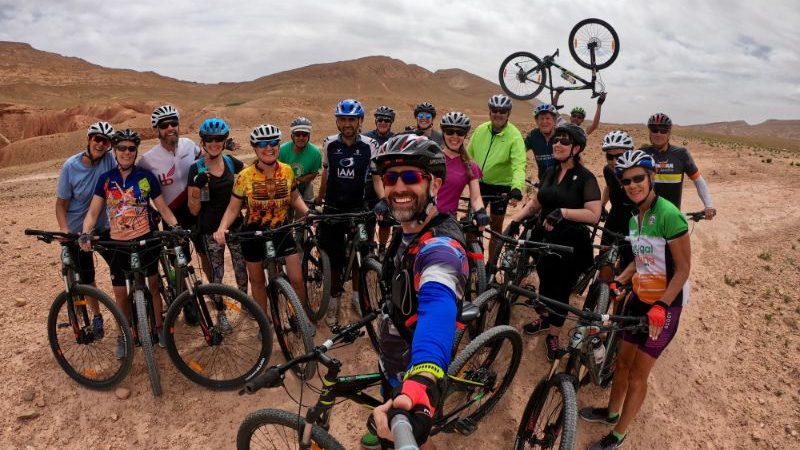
[
  {"x1": 467, "y1": 94, "x2": 526, "y2": 258},
  {"x1": 278, "y1": 117, "x2": 322, "y2": 202}
]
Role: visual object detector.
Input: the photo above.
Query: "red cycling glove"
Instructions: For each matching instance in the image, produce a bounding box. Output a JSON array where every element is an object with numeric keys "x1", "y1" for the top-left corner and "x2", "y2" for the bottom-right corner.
[
  {"x1": 389, "y1": 374, "x2": 439, "y2": 444},
  {"x1": 647, "y1": 301, "x2": 669, "y2": 328}
]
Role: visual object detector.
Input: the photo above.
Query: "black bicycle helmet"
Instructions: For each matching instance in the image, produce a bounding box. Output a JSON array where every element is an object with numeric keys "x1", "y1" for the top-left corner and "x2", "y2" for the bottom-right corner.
[
  {"x1": 648, "y1": 113, "x2": 672, "y2": 129},
  {"x1": 112, "y1": 129, "x2": 141, "y2": 147},
  {"x1": 413, "y1": 101, "x2": 437, "y2": 118},
  {"x1": 374, "y1": 106, "x2": 396, "y2": 121},
  {"x1": 373, "y1": 134, "x2": 446, "y2": 181},
  {"x1": 555, "y1": 123, "x2": 587, "y2": 150}
]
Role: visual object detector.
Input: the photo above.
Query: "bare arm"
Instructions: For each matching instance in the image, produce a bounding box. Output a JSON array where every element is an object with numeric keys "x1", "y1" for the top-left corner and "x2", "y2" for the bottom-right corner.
[
  {"x1": 187, "y1": 186, "x2": 201, "y2": 216},
  {"x1": 511, "y1": 196, "x2": 541, "y2": 223},
  {"x1": 213, "y1": 196, "x2": 244, "y2": 245},
  {"x1": 600, "y1": 186, "x2": 609, "y2": 210},
  {"x1": 661, "y1": 234, "x2": 691, "y2": 306},
  {"x1": 55, "y1": 198, "x2": 71, "y2": 233},
  {"x1": 81, "y1": 196, "x2": 105, "y2": 234},
  {"x1": 467, "y1": 178, "x2": 485, "y2": 211},
  {"x1": 586, "y1": 101, "x2": 602, "y2": 136},
  {"x1": 152, "y1": 196, "x2": 179, "y2": 227},
  {"x1": 291, "y1": 189, "x2": 309, "y2": 215},
  {"x1": 315, "y1": 167, "x2": 327, "y2": 205},
  {"x1": 562, "y1": 199, "x2": 602, "y2": 225}
]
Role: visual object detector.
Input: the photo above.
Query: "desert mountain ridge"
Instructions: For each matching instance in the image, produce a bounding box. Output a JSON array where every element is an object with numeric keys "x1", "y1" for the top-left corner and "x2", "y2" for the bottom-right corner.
[{"x1": 0, "y1": 41, "x2": 796, "y2": 168}]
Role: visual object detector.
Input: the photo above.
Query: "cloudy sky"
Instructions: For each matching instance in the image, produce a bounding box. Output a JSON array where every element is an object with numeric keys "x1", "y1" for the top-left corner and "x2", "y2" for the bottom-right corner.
[{"x1": 1, "y1": 0, "x2": 797, "y2": 125}]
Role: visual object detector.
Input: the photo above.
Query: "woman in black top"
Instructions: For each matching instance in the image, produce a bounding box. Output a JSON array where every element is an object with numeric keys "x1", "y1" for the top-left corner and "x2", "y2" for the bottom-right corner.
[
  {"x1": 510, "y1": 123, "x2": 601, "y2": 361},
  {"x1": 187, "y1": 118, "x2": 249, "y2": 304}
]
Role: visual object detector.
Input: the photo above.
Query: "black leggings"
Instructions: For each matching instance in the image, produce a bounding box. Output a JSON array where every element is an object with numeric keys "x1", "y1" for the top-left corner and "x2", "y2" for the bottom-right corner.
[{"x1": 535, "y1": 226, "x2": 592, "y2": 328}]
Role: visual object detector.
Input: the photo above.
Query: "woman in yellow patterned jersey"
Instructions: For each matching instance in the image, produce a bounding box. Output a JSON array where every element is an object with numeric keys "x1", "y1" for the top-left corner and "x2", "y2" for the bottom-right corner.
[
  {"x1": 214, "y1": 124, "x2": 309, "y2": 313},
  {"x1": 580, "y1": 149, "x2": 691, "y2": 450}
]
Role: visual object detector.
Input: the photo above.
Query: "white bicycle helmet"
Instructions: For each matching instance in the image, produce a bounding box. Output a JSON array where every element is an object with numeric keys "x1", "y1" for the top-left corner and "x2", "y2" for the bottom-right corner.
[
  {"x1": 440, "y1": 111, "x2": 471, "y2": 131},
  {"x1": 615, "y1": 149, "x2": 656, "y2": 178},
  {"x1": 151, "y1": 105, "x2": 180, "y2": 128},
  {"x1": 250, "y1": 124, "x2": 282, "y2": 145},
  {"x1": 602, "y1": 130, "x2": 634, "y2": 151},
  {"x1": 87, "y1": 121, "x2": 114, "y2": 138},
  {"x1": 290, "y1": 117, "x2": 312, "y2": 134},
  {"x1": 488, "y1": 94, "x2": 513, "y2": 111}
]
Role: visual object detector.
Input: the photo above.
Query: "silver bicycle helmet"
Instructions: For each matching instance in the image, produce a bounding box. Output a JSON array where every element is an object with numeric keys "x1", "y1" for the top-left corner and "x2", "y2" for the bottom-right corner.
[
  {"x1": 249, "y1": 124, "x2": 282, "y2": 144},
  {"x1": 602, "y1": 130, "x2": 634, "y2": 151},
  {"x1": 151, "y1": 105, "x2": 180, "y2": 128},
  {"x1": 290, "y1": 117, "x2": 312, "y2": 134},
  {"x1": 440, "y1": 111, "x2": 471, "y2": 131},
  {"x1": 534, "y1": 103, "x2": 558, "y2": 118},
  {"x1": 488, "y1": 94, "x2": 513, "y2": 111},
  {"x1": 87, "y1": 121, "x2": 114, "y2": 138},
  {"x1": 615, "y1": 149, "x2": 656, "y2": 177}
]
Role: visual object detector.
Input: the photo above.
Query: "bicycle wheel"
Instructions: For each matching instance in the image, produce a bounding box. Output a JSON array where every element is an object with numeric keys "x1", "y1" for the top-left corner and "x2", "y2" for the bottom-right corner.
[
  {"x1": 438, "y1": 325, "x2": 523, "y2": 433},
  {"x1": 164, "y1": 283, "x2": 273, "y2": 390},
  {"x1": 302, "y1": 240, "x2": 331, "y2": 321},
  {"x1": 359, "y1": 256, "x2": 383, "y2": 352},
  {"x1": 134, "y1": 290, "x2": 161, "y2": 397},
  {"x1": 467, "y1": 242, "x2": 487, "y2": 302},
  {"x1": 568, "y1": 18, "x2": 620, "y2": 70},
  {"x1": 499, "y1": 51, "x2": 547, "y2": 100},
  {"x1": 237, "y1": 408, "x2": 345, "y2": 450},
  {"x1": 270, "y1": 277, "x2": 316, "y2": 380},
  {"x1": 582, "y1": 280, "x2": 610, "y2": 317},
  {"x1": 47, "y1": 285, "x2": 134, "y2": 389},
  {"x1": 473, "y1": 288, "x2": 509, "y2": 331},
  {"x1": 514, "y1": 373, "x2": 577, "y2": 449}
]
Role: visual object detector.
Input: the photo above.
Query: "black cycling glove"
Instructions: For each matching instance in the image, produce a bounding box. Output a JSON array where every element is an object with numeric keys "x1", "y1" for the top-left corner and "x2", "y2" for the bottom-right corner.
[
  {"x1": 545, "y1": 209, "x2": 564, "y2": 227},
  {"x1": 508, "y1": 188, "x2": 523, "y2": 201},
  {"x1": 193, "y1": 172, "x2": 208, "y2": 187},
  {"x1": 473, "y1": 208, "x2": 490, "y2": 227}
]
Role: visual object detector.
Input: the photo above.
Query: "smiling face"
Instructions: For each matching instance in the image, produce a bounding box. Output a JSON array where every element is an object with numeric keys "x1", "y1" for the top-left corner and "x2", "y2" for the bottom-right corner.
[
  {"x1": 442, "y1": 127, "x2": 466, "y2": 152},
  {"x1": 605, "y1": 149, "x2": 625, "y2": 170},
  {"x1": 87, "y1": 134, "x2": 111, "y2": 159},
  {"x1": 552, "y1": 132, "x2": 577, "y2": 162},
  {"x1": 253, "y1": 140, "x2": 280, "y2": 165},
  {"x1": 489, "y1": 107, "x2": 510, "y2": 130},
  {"x1": 113, "y1": 140, "x2": 138, "y2": 169},
  {"x1": 383, "y1": 165, "x2": 441, "y2": 223},
  {"x1": 415, "y1": 112, "x2": 433, "y2": 129},
  {"x1": 336, "y1": 116, "x2": 361, "y2": 139},
  {"x1": 536, "y1": 112, "x2": 556, "y2": 135},
  {"x1": 202, "y1": 136, "x2": 225, "y2": 157},
  {"x1": 156, "y1": 119, "x2": 180, "y2": 147},
  {"x1": 620, "y1": 166, "x2": 654, "y2": 204},
  {"x1": 375, "y1": 117, "x2": 393, "y2": 134}
]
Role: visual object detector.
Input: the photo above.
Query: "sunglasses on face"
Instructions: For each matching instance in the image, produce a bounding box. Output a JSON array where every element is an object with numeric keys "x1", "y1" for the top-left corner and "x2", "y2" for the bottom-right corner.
[
  {"x1": 254, "y1": 139, "x2": 280, "y2": 148},
  {"x1": 443, "y1": 128, "x2": 467, "y2": 137},
  {"x1": 376, "y1": 118, "x2": 393, "y2": 124},
  {"x1": 91, "y1": 135, "x2": 110, "y2": 145},
  {"x1": 115, "y1": 145, "x2": 138, "y2": 153},
  {"x1": 620, "y1": 173, "x2": 648, "y2": 186},
  {"x1": 490, "y1": 108, "x2": 509, "y2": 114},
  {"x1": 292, "y1": 132, "x2": 310, "y2": 138},
  {"x1": 416, "y1": 113, "x2": 433, "y2": 120},
  {"x1": 382, "y1": 170, "x2": 431, "y2": 187},
  {"x1": 203, "y1": 136, "x2": 227, "y2": 143},
  {"x1": 606, "y1": 153, "x2": 623, "y2": 160},
  {"x1": 554, "y1": 137, "x2": 573, "y2": 146},
  {"x1": 157, "y1": 120, "x2": 180, "y2": 130},
  {"x1": 648, "y1": 125, "x2": 671, "y2": 134}
]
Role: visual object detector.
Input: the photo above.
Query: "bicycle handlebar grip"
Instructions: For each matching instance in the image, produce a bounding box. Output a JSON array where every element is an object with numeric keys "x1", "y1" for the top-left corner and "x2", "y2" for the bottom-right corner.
[
  {"x1": 391, "y1": 414, "x2": 419, "y2": 450},
  {"x1": 242, "y1": 366, "x2": 282, "y2": 395},
  {"x1": 24, "y1": 229, "x2": 44, "y2": 235}
]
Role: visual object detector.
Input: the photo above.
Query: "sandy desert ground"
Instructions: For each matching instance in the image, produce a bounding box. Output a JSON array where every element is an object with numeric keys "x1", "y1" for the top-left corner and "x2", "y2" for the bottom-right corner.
[{"x1": 1, "y1": 131, "x2": 799, "y2": 450}]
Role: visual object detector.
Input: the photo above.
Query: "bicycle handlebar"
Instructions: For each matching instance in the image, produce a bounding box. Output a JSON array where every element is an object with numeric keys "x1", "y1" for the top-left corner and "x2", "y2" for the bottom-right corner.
[
  {"x1": 590, "y1": 225, "x2": 627, "y2": 242},
  {"x1": 685, "y1": 211, "x2": 707, "y2": 222},
  {"x1": 485, "y1": 228, "x2": 573, "y2": 254},
  {"x1": 506, "y1": 284, "x2": 645, "y2": 326},
  {"x1": 24, "y1": 229, "x2": 78, "y2": 243},
  {"x1": 391, "y1": 415, "x2": 419, "y2": 450},
  {"x1": 308, "y1": 210, "x2": 375, "y2": 222}
]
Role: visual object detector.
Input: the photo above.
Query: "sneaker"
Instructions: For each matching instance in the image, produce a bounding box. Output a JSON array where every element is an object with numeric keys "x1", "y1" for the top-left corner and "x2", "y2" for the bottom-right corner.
[
  {"x1": 115, "y1": 336, "x2": 126, "y2": 360},
  {"x1": 545, "y1": 335, "x2": 560, "y2": 362},
  {"x1": 360, "y1": 431, "x2": 380, "y2": 450},
  {"x1": 325, "y1": 297, "x2": 340, "y2": 327},
  {"x1": 217, "y1": 311, "x2": 234, "y2": 334},
  {"x1": 589, "y1": 432, "x2": 625, "y2": 450},
  {"x1": 183, "y1": 301, "x2": 199, "y2": 326},
  {"x1": 157, "y1": 326, "x2": 167, "y2": 348},
  {"x1": 92, "y1": 314, "x2": 104, "y2": 339},
  {"x1": 579, "y1": 407, "x2": 620, "y2": 425},
  {"x1": 523, "y1": 318, "x2": 549, "y2": 336}
]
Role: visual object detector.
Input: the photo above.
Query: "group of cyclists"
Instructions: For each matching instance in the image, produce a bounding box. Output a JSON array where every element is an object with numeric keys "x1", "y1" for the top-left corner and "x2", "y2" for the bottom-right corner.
[{"x1": 54, "y1": 93, "x2": 715, "y2": 449}]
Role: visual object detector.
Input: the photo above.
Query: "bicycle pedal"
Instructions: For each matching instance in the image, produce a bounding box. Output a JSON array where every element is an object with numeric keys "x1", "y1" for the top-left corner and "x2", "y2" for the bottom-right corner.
[{"x1": 453, "y1": 417, "x2": 479, "y2": 436}]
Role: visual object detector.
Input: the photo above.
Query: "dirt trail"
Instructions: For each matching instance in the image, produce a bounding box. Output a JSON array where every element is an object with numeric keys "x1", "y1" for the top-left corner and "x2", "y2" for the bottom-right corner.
[{"x1": 1, "y1": 138, "x2": 798, "y2": 449}]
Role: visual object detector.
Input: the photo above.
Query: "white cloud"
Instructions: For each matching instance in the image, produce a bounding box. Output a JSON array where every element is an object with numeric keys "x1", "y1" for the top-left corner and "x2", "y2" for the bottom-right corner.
[{"x1": 0, "y1": 0, "x2": 797, "y2": 124}]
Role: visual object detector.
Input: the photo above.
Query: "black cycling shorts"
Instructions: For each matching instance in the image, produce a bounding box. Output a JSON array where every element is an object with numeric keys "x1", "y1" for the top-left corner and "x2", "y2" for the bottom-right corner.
[
  {"x1": 240, "y1": 230, "x2": 298, "y2": 263},
  {"x1": 478, "y1": 182, "x2": 511, "y2": 216},
  {"x1": 105, "y1": 233, "x2": 161, "y2": 287}
]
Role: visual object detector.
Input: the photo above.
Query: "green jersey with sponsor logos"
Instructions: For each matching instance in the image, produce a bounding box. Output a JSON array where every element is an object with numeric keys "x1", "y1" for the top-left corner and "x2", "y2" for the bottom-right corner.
[{"x1": 629, "y1": 196, "x2": 689, "y2": 305}]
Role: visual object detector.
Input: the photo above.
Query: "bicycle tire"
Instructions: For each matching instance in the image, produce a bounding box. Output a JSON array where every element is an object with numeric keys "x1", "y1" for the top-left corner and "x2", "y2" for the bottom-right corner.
[
  {"x1": 439, "y1": 325, "x2": 523, "y2": 432},
  {"x1": 359, "y1": 257, "x2": 383, "y2": 353},
  {"x1": 302, "y1": 241, "x2": 331, "y2": 321},
  {"x1": 568, "y1": 18, "x2": 620, "y2": 70},
  {"x1": 236, "y1": 408, "x2": 345, "y2": 450},
  {"x1": 134, "y1": 289, "x2": 162, "y2": 397},
  {"x1": 582, "y1": 280, "x2": 610, "y2": 317},
  {"x1": 473, "y1": 287, "x2": 508, "y2": 331},
  {"x1": 164, "y1": 283, "x2": 273, "y2": 390},
  {"x1": 468, "y1": 242, "x2": 487, "y2": 302},
  {"x1": 513, "y1": 373, "x2": 577, "y2": 450},
  {"x1": 499, "y1": 51, "x2": 547, "y2": 100},
  {"x1": 270, "y1": 277, "x2": 317, "y2": 380},
  {"x1": 47, "y1": 285, "x2": 134, "y2": 389}
]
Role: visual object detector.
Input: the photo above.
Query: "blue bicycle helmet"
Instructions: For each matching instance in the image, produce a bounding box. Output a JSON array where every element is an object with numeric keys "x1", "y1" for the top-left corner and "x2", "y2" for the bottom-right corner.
[
  {"x1": 335, "y1": 99, "x2": 365, "y2": 118},
  {"x1": 199, "y1": 118, "x2": 230, "y2": 138},
  {"x1": 534, "y1": 103, "x2": 558, "y2": 118}
]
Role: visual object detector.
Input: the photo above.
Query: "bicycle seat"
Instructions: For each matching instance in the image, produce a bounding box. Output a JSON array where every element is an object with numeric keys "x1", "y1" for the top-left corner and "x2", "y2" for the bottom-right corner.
[{"x1": 458, "y1": 301, "x2": 480, "y2": 324}]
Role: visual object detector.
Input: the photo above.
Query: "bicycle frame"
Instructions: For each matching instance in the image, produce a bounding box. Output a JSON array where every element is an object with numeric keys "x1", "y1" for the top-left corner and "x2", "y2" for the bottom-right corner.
[{"x1": 540, "y1": 50, "x2": 601, "y2": 105}]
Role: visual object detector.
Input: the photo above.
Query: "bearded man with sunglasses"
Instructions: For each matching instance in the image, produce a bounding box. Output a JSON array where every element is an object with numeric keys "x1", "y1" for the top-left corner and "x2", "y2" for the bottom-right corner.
[
  {"x1": 642, "y1": 113, "x2": 716, "y2": 219},
  {"x1": 368, "y1": 134, "x2": 468, "y2": 450}
]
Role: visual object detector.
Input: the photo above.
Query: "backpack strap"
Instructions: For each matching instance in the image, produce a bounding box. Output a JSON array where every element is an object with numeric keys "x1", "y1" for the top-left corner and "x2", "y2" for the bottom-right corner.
[{"x1": 223, "y1": 154, "x2": 235, "y2": 174}]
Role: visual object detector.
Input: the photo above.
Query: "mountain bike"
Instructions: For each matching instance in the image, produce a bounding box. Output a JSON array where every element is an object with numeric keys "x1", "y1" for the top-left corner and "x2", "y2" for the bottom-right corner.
[
  {"x1": 229, "y1": 222, "x2": 317, "y2": 380},
  {"x1": 236, "y1": 309, "x2": 523, "y2": 449},
  {"x1": 297, "y1": 202, "x2": 332, "y2": 322},
  {"x1": 158, "y1": 230, "x2": 273, "y2": 391},
  {"x1": 25, "y1": 229, "x2": 134, "y2": 389},
  {"x1": 310, "y1": 210, "x2": 383, "y2": 351},
  {"x1": 507, "y1": 284, "x2": 646, "y2": 450},
  {"x1": 499, "y1": 18, "x2": 619, "y2": 104}
]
